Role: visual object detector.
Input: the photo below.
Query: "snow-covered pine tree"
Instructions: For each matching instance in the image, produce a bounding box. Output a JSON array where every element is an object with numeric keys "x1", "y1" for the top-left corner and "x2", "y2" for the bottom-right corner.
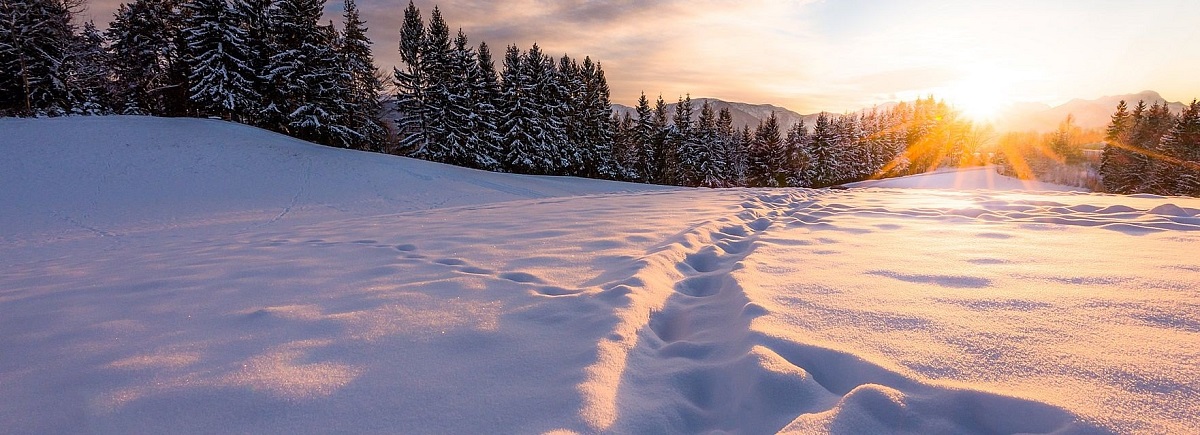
[
  {"x1": 523, "y1": 43, "x2": 568, "y2": 174},
  {"x1": 232, "y1": 0, "x2": 272, "y2": 125},
  {"x1": 785, "y1": 119, "x2": 811, "y2": 187},
  {"x1": 393, "y1": 0, "x2": 426, "y2": 154},
  {"x1": 471, "y1": 41, "x2": 504, "y2": 168},
  {"x1": 576, "y1": 57, "x2": 617, "y2": 179},
  {"x1": 1140, "y1": 102, "x2": 1180, "y2": 194},
  {"x1": 108, "y1": 0, "x2": 184, "y2": 115},
  {"x1": 668, "y1": 94, "x2": 694, "y2": 185},
  {"x1": 1160, "y1": 100, "x2": 1200, "y2": 196},
  {"x1": 632, "y1": 92, "x2": 656, "y2": 183},
  {"x1": 1101, "y1": 101, "x2": 1149, "y2": 193},
  {"x1": 556, "y1": 54, "x2": 585, "y2": 175},
  {"x1": 413, "y1": 6, "x2": 453, "y2": 160},
  {"x1": 69, "y1": 21, "x2": 115, "y2": 115},
  {"x1": 442, "y1": 29, "x2": 497, "y2": 169},
  {"x1": 747, "y1": 112, "x2": 784, "y2": 187},
  {"x1": 612, "y1": 110, "x2": 638, "y2": 181},
  {"x1": 266, "y1": 0, "x2": 353, "y2": 145},
  {"x1": 692, "y1": 99, "x2": 724, "y2": 187},
  {"x1": 338, "y1": 0, "x2": 388, "y2": 151},
  {"x1": 717, "y1": 107, "x2": 744, "y2": 186},
  {"x1": 808, "y1": 112, "x2": 840, "y2": 187},
  {"x1": 182, "y1": 0, "x2": 259, "y2": 121},
  {"x1": 651, "y1": 94, "x2": 670, "y2": 184},
  {"x1": 0, "y1": 0, "x2": 80, "y2": 116},
  {"x1": 500, "y1": 45, "x2": 543, "y2": 174}
]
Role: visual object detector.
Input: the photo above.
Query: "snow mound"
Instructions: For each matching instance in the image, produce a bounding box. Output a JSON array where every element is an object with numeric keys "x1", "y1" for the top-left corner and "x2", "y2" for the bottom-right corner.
[
  {"x1": 842, "y1": 166, "x2": 1084, "y2": 192},
  {"x1": 2, "y1": 117, "x2": 1198, "y2": 434},
  {"x1": 0, "y1": 116, "x2": 668, "y2": 244}
]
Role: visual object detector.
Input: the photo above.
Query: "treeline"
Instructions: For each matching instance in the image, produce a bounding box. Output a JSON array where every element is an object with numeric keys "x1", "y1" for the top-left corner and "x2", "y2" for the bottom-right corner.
[
  {"x1": 1, "y1": 0, "x2": 387, "y2": 149},
  {"x1": 994, "y1": 115, "x2": 1105, "y2": 190},
  {"x1": 4, "y1": 0, "x2": 987, "y2": 189},
  {"x1": 609, "y1": 95, "x2": 983, "y2": 188},
  {"x1": 1100, "y1": 100, "x2": 1200, "y2": 196}
]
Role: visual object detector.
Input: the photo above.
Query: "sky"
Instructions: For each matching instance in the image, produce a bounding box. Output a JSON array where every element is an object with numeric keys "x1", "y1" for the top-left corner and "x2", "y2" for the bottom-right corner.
[{"x1": 80, "y1": 0, "x2": 1199, "y2": 115}]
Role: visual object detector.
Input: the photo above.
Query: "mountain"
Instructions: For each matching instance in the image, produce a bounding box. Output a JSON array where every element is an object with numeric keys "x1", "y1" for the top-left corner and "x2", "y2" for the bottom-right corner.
[{"x1": 992, "y1": 90, "x2": 1187, "y2": 132}]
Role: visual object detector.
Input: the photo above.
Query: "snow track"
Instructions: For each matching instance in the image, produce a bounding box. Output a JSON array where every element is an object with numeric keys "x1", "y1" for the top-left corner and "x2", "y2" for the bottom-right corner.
[{"x1": 585, "y1": 191, "x2": 1105, "y2": 433}]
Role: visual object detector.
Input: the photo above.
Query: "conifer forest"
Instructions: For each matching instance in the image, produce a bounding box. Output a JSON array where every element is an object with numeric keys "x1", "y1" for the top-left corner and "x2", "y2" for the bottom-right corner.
[{"x1": 2, "y1": 0, "x2": 1197, "y2": 195}]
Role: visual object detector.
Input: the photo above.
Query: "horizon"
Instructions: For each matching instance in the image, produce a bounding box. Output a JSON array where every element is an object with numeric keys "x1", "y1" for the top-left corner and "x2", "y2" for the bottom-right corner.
[{"x1": 77, "y1": 0, "x2": 1200, "y2": 119}]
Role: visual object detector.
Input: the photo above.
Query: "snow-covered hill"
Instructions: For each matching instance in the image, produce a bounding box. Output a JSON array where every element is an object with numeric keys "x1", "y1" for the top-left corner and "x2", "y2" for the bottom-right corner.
[{"x1": 2, "y1": 117, "x2": 1199, "y2": 434}]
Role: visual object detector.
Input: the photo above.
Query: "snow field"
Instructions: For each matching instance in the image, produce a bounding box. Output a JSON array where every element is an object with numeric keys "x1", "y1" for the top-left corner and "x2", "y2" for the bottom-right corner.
[{"x1": 2, "y1": 117, "x2": 1199, "y2": 434}]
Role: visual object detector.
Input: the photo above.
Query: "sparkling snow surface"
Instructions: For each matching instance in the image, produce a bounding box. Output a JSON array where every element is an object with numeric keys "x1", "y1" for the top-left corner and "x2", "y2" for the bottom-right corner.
[{"x1": 2, "y1": 117, "x2": 1198, "y2": 434}]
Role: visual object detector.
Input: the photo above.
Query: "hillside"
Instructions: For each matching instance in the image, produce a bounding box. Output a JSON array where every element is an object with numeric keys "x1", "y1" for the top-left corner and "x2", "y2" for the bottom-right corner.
[
  {"x1": 2, "y1": 117, "x2": 1198, "y2": 434},
  {"x1": 993, "y1": 90, "x2": 1187, "y2": 132}
]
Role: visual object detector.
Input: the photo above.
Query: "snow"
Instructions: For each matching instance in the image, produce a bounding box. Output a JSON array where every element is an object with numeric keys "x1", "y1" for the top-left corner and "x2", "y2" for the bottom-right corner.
[
  {"x1": 841, "y1": 165, "x2": 1085, "y2": 192},
  {"x1": 2, "y1": 116, "x2": 1199, "y2": 434}
]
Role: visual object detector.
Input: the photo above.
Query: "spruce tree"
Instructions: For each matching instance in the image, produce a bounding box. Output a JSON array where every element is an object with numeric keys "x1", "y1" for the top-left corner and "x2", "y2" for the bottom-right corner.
[
  {"x1": 182, "y1": 0, "x2": 259, "y2": 121},
  {"x1": 717, "y1": 107, "x2": 743, "y2": 185},
  {"x1": 1, "y1": 0, "x2": 81, "y2": 116},
  {"x1": 232, "y1": 0, "x2": 273, "y2": 125},
  {"x1": 632, "y1": 92, "x2": 656, "y2": 183},
  {"x1": 339, "y1": 0, "x2": 388, "y2": 150},
  {"x1": 651, "y1": 94, "x2": 670, "y2": 183},
  {"x1": 70, "y1": 21, "x2": 115, "y2": 114},
  {"x1": 393, "y1": 0, "x2": 426, "y2": 154},
  {"x1": 808, "y1": 112, "x2": 841, "y2": 187},
  {"x1": 472, "y1": 41, "x2": 504, "y2": 167},
  {"x1": 1161, "y1": 100, "x2": 1200, "y2": 196}
]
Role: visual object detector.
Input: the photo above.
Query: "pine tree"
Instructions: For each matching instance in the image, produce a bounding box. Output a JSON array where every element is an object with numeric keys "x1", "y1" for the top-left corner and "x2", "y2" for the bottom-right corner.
[
  {"x1": 1, "y1": 0, "x2": 82, "y2": 116},
  {"x1": 527, "y1": 44, "x2": 569, "y2": 173},
  {"x1": 500, "y1": 44, "x2": 549, "y2": 174},
  {"x1": 1161, "y1": 100, "x2": 1200, "y2": 196},
  {"x1": 577, "y1": 57, "x2": 616, "y2": 179},
  {"x1": 693, "y1": 100, "x2": 724, "y2": 187},
  {"x1": 1102, "y1": 101, "x2": 1150, "y2": 193},
  {"x1": 472, "y1": 41, "x2": 504, "y2": 167},
  {"x1": 393, "y1": 0, "x2": 426, "y2": 154},
  {"x1": 785, "y1": 120, "x2": 812, "y2": 186},
  {"x1": 182, "y1": 0, "x2": 259, "y2": 121},
  {"x1": 651, "y1": 94, "x2": 670, "y2": 183},
  {"x1": 338, "y1": 0, "x2": 388, "y2": 150},
  {"x1": 668, "y1": 94, "x2": 695, "y2": 185},
  {"x1": 266, "y1": 0, "x2": 353, "y2": 145},
  {"x1": 632, "y1": 92, "x2": 656, "y2": 183},
  {"x1": 232, "y1": 0, "x2": 272, "y2": 124},
  {"x1": 414, "y1": 6, "x2": 454, "y2": 159},
  {"x1": 808, "y1": 112, "x2": 841, "y2": 187},
  {"x1": 69, "y1": 21, "x2": 115, "y2": 114},
  {"x1": 717, "y1": 107, "x2": 743, "y2": 185},
  {"x1": 747, "y1": 112, "x2": 784, "y2": 187}
]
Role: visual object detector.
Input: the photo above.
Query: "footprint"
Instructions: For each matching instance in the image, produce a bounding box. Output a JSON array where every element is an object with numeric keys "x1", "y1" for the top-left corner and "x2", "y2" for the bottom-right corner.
[
  {"x1": 458, "y1": 266, "x2": 493, "y2": 275},
  {"x1": 395, "y1": 244, "x2": 418, "y2": 252},
  {"x1": 678, "y1": 275, "x2": 725, "y2": 297},
  {"x1": 717, "y1": 239, "x2": 752, "y2": 255},
  {"x1": 499, "y1": 272, "x2": 543, "y2": 284},
  {"x1": 683, "y1": 248, "x2": 723, "y2": 273},
  {"x1": 434, "y1": 258, "x2": 468, "y2": 266},
  {"x1": 748, "y1": 217, "x2": 772, "y2": 231},
  {"x1": 535, "y1": 286, "x2": 581, "y2": 296},
  {"x1": 351, "y1": 239, "x2": 378, "y2": 245}
]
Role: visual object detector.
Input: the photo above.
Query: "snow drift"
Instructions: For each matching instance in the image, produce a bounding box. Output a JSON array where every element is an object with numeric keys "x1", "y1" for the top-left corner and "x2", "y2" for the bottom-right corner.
[{"x1": 2, "y1": 117, "x2": 1198, "y2": 434}]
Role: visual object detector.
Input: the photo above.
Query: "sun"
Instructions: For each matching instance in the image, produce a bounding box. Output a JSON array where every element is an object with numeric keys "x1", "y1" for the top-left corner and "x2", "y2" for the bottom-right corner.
[{"x1": 945, "y1": 69, "x2": 1015, "y2": 123}]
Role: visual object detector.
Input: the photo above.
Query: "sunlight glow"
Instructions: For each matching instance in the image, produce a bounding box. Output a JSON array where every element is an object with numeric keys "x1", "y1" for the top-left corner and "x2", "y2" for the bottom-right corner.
[{"x1": 945, "y1": 68, "x2": 1016, "y2": 123}]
